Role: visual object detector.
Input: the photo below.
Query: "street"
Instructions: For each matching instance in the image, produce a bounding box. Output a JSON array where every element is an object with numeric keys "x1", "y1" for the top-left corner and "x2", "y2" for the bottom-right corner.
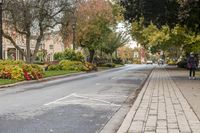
[{"x1": 0, "y1": 65, "x2": 153, "y2": 133}]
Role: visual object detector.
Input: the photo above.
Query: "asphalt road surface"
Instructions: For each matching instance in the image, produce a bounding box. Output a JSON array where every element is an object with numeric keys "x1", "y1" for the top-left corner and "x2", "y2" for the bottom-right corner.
[{"x1": 0, "y1": 64, "x2": 153, "y2": 133}]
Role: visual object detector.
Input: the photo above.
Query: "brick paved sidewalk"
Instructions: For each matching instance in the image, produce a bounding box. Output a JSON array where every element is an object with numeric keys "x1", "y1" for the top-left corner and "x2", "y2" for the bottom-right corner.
[{"x1": 117, "y1": 67, "x2": 200, "y2": 133}]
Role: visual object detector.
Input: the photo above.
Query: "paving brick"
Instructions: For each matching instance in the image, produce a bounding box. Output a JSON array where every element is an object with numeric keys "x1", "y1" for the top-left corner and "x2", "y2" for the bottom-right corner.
[{"x1": 117, "y1": 68, "x2": 200, "y2": 133}]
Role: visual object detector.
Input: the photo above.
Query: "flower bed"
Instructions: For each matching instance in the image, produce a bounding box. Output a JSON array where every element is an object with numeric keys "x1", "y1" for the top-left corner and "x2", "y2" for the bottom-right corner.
[
  {"x1": 48, "y1": 60, "x2": 97, "y2": 72},
  {"x1": 0, "y1": 60, "x2": 44, "y2": 81}
]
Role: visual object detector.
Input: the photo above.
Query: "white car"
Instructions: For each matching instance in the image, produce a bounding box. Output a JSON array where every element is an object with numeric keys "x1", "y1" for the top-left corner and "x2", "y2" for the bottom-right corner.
[{"x1": 146, "y1": 60, "x2": 153, "y2": 64}]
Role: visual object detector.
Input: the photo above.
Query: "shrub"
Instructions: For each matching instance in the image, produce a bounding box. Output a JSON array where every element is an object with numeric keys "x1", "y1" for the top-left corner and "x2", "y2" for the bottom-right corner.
[
  {"x1": 48, "y1": 60, "x2": 97, "y2": 72},
  {"x1": 133, "y1": 60, "x2": 141, "y2": 64},
  {"x1": 54, "y1": 49, "x2": 84, "y2": 62},
  {"x1": 11, "y1": 66, "x2": 24, "y2": 80},
  {"x1": 0, "y1": 60, "x2": 44, "y2": 81},
  {"x1": 59, "y1": 60, "x2": 86, "y2": 71},
  {"x1": 22, "y1": 64, "x2": 44, "y2": 80},
  {"x1": 0, "y1": 65, "x2": 24, "y2": 81},
  {"x1": 113, "y1": 58, "x2": 124, "y2": 65},
  {"x1": 84, "y1": 62, "x2": 97, "y2": 71},
  {"x1": 100, "y1": 63, "x2": 116, "y2": 68},
  {"x1": 167, "y1": 59, "x2": 177, "y2": 65},
  {"x1": 0, "y1": 60, "x2": 25, "y2": 66},
  {"x1": 54, "y1": 52, "x2": 64, "y2": 61},
  {"x1": 177, "y1": 59, "x2": 187, "y2": 68},
  {"x1": 48, "y1": 64, "x2": 61, "y2": 71}
]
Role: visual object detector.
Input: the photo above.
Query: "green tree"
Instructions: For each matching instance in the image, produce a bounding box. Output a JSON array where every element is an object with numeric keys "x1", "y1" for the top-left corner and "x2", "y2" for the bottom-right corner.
[
  {"x1": 3, "y1": 0, "x2": 71, "y2": 63},
  {"x1": 121, "y1": 0, "x2": 179, "y2": 27},
  {"x1": 178, "y1": 0, "x2": 200, "y2": 34},
  {"x1": 102, "y1": 32, "x2": 129, "y2": 62},
  {"x1": 75, "y1": 0, "x2": 115, "y2": 63}
]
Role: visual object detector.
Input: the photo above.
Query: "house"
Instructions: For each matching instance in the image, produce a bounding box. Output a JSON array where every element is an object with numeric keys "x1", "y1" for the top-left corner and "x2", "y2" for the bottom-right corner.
[{"x1": 2, "y1": 31, "x2": 65, "y2": 62}]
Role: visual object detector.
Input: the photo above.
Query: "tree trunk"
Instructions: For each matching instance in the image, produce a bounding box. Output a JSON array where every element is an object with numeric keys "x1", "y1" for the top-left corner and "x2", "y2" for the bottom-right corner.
[
  {"x1": 25, "y1": 34, "x2": 31, "y2": 63},
  {"x1": 31, "y1": 21, "x2": 44, "y2": 63},
  {"x1": 89, "y1": 50, "x2": 95, "y2": 63},
  {"x1": 110, "y1": 53, "x2": 113, "y2": 63},
  {"x1": 115, "y1": 50, "x2": 118, "y2": 58},
  {"x1": 3, "y1": 31, "x2": 26, "y2": 59}
]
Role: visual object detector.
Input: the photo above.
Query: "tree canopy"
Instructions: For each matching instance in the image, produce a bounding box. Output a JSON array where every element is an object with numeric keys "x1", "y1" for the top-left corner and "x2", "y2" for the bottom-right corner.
[
  {"x1": 3, "y1": 0, "x2": 71, "y2": 63},
  {"x1": 121, "y1": 0, "x2": 200, "y2": 32}
]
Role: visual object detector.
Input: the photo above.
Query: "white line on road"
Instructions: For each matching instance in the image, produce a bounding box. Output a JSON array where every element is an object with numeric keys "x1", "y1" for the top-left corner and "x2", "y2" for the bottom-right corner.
[
  {"x1": 44, "y1": 93, "x2": 75, "y2": 106},
  {"x1": 72, "y1": 93, "x2": 121, "y2": 107},
  {"x1": 44, "y1": 93, "x2": 121, "y2": 107},
  {"x1": 55, "y1": 102, "x2": 120, "y2": 107}
]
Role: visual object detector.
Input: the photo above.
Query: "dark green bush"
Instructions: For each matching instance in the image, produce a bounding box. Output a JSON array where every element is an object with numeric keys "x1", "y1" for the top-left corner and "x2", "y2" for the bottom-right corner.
[
  {"x1": 177, "y1": 59, "x2": 187, "y2": 68},
  {"x1": 100, "y1": 63, "x2": 116, "y2": 68},
  {"x1": 54, "y1": 52, "x2": 64, "y2": 61}
]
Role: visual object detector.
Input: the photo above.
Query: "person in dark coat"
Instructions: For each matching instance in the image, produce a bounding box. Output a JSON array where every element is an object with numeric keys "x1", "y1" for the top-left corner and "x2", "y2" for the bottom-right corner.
[{"x1": 187, "y1": 52, "x2": 198, "y2": 79}]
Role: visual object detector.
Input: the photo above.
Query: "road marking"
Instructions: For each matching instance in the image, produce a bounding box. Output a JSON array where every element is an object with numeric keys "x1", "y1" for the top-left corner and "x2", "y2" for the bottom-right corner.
[
  {"x1": 111, "y1": 77, "x2": 118, "y2": 80},
  {"x1": 55, "y1": 102, "x2": 120, "y2": 107},
  {"x1": 44, "y1": 93, "x2": 121, "y2": 107},
  {"x1": 72, "y1": 93, "x2": 121, "y2": 107},
  {"x1": 44, "y1": 93, "x2": 76, "y2": 106}
]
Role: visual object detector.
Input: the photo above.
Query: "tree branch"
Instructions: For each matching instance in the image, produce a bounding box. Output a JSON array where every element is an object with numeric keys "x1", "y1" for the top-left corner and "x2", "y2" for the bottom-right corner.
[{"x1": 2, "y1": 30, "x2": 26, "y2": 57}]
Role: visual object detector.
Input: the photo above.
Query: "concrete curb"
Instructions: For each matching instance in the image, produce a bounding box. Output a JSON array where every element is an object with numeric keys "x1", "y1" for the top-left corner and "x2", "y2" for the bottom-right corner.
[
  {"x1": 0, "y1": 72, "x2": 85, "y2": 89},
  {"x1": 0, "y1": 66, "x2": 125, "y2": 89},
  {"x1": 116, "y1": 69, "x2": 154, "y2": 133}
]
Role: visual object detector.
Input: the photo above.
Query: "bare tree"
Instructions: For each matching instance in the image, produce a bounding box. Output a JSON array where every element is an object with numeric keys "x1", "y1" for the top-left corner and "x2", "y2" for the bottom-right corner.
[{"x1": 3, "y1": 0, "x2": 71, "y2": 63}]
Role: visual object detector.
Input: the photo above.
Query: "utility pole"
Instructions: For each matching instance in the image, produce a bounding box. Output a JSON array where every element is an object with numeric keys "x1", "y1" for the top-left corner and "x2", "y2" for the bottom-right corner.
[{"x1": 0, "y1": 0, "x2": 3, "y2": 59}]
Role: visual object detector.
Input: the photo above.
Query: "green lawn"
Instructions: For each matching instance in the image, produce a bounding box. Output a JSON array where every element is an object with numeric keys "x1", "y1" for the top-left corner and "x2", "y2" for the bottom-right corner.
[
  {"x1": 0, "y1": 70, "x2": 79, "y2": 86},
  {"x1": 0, "y1": 79, "x2": 18, "y2": 85},
  {"x1": 115, "y1": 64, "x2": 124, "y2": 67},
  {"x1": 44, "y1": 70, "x2": 79, "y2": 78}
]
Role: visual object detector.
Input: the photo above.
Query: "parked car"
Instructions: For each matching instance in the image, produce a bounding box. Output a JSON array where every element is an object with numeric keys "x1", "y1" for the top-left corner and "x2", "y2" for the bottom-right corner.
[{"x1": 146, "y1": 60, "x2": 153, "y2": 64}]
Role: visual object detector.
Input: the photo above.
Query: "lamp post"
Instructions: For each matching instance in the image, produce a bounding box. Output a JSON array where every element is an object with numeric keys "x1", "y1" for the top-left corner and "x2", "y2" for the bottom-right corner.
[
  {"x1": 72, "y1": 22, "x2": 76, "y2": 51},
  {"x1": 0, "y1": 0, "x2": 3, "y2": 59}
]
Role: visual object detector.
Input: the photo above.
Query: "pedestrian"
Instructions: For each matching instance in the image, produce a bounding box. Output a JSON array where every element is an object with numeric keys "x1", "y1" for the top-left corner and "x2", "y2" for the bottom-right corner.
[{"x1": 187, "y1": 52, "x2": 198, "y2": 80}]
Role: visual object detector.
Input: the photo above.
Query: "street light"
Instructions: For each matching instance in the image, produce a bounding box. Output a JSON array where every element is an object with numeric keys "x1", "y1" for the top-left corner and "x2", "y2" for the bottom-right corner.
[
  {"x1": 0, "y1": 0, "x2": 3, "y2": 59},
  {"x1": 72, "y1": 10, "x2": 76, "y2": 51},
  {"x1": 72, "y1": 22, "x2": 76, "y2": 51}
]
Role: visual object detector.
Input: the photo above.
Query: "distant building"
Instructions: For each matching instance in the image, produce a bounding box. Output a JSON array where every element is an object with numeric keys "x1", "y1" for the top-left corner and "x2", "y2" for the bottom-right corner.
[
  {"x1": 140, "y1": 47, "x2": 146, "y2": 63},
  {"x1": 132, "y1": 47, "x2": 146, "y2": 64},
  {"x1": 2, "y1": 30, "x2": 64, "y2": 61},
  {"x1": 40, "y1": 32, "x2": 64, "y2": 61}
]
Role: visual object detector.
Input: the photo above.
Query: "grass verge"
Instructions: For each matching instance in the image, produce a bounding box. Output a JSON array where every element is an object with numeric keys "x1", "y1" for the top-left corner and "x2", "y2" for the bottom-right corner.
[
  {"x1": 0, "y1": 70, "x2": 79, "y2": 86},
  {"x1": 44, "y1": 70, "x2": 79, "y2": 78},
  {"x1": 0, "y1": 79, "x2": 18, "y2": 85}
]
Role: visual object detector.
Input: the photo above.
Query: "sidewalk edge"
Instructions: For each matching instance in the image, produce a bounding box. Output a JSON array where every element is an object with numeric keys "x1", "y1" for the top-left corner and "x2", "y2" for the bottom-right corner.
[{"x1": 116, "y1": 68, "x2": 153, "y2": 133}]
